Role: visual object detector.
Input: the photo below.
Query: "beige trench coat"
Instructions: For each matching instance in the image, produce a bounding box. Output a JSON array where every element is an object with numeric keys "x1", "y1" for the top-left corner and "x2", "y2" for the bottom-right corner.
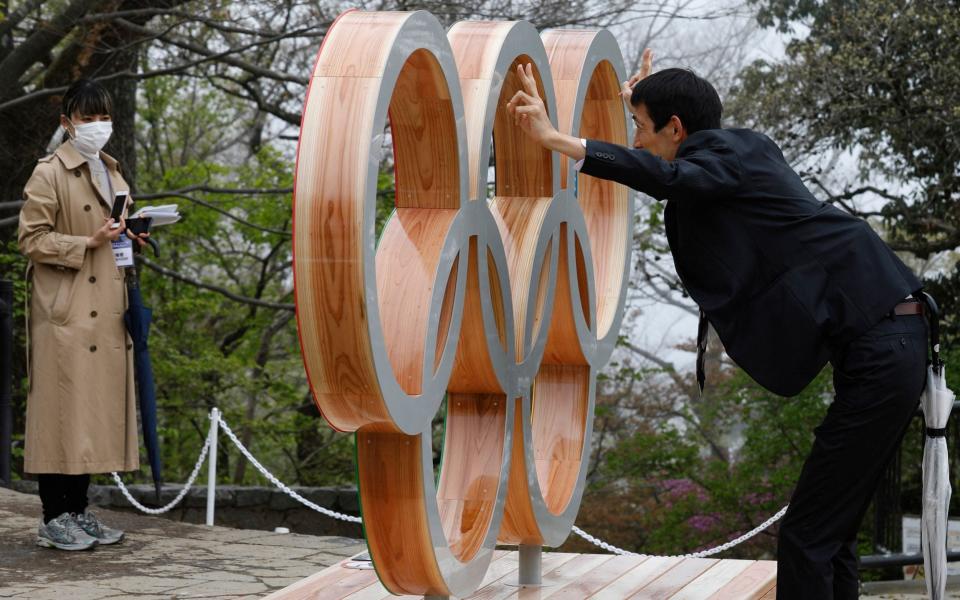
[{"x1": 18, "y1": 140, "x2": 139, "y2": 474}]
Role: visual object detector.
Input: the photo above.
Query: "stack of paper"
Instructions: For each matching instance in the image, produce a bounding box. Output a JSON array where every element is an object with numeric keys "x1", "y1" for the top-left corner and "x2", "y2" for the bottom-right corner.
[{"x1": 131, "y1": 204, "x2": 181, "y2": 227}]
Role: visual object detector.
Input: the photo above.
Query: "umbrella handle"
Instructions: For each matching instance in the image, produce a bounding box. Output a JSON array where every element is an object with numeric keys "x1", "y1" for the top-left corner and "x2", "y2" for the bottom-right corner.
[{"x1": 920, "y1": 291, "x2": 942, "y2": 371}]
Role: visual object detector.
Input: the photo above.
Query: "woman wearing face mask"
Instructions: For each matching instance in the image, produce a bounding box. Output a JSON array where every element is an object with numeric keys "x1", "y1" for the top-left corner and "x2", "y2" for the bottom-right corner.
[{"x1": 17, "y1": 79, "x2": 145, "y2": 550}]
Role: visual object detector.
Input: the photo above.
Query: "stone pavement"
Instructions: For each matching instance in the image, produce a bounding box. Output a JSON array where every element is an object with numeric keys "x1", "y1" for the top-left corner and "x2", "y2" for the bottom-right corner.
[{"x1": 0, "y1": 486, "x2": 365, "y2": 599}]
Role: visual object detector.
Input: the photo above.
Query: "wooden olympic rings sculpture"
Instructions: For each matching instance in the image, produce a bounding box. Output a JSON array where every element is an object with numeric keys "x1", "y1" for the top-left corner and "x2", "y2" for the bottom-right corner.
[{"x1": 293, "y1": 10, "x2": 631, "y2": 598}]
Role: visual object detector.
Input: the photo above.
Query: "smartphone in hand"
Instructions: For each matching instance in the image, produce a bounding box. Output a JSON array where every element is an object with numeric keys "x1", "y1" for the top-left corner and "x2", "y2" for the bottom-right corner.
[{"x1": 110, "y1": 191, "x2": 128, "y2": 229}]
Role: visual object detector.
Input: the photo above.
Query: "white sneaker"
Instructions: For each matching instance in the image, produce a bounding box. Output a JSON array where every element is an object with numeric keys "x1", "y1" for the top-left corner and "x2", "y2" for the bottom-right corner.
[
  {"x1": 75, "y1": 510, "x2": 125, "y2": 545},
  {"x1": 37, "y1": 513, "x2": 98, "y2": 551}
]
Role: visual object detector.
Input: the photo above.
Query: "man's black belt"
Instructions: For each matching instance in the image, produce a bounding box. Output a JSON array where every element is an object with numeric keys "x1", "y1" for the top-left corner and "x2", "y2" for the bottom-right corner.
[{"x1": 893, "y1": 299, "x2": 924, "y2": 316}]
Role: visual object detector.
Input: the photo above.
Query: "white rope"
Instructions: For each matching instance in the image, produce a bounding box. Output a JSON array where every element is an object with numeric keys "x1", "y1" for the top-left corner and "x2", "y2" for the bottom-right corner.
[
  {"x1": 215, "y1": 413, "x2": 362, "y2": 524},
  {"x1": 109, "y1": 413, "x2": 214, "y2": 515},
  {"x1": 572, "y1": 504, "x2": 789, "y2": 558},
  {"x1": 110, "y1": 407, "x2": 785, "y2": 554}
]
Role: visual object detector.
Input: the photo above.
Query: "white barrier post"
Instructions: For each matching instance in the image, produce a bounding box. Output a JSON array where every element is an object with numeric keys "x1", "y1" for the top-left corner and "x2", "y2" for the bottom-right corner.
[{"x1": 206, "y1": 407, "x2": 220, "y2": 526}]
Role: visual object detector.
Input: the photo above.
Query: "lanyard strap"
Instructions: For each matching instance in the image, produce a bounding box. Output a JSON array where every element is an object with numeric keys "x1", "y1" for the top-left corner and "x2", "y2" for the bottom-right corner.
[{"x1": 696, "y1": 308, "x2": 708, "y2": 399}]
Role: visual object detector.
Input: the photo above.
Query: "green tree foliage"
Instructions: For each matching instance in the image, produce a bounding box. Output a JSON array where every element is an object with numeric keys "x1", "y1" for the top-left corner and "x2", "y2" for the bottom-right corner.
[
  {"x1": 566, "y1": 0, "x2": 958, "y2": 560},
  {"x1": 730, "y1": 0, "x2": 959, "y2": 336},
  {"x1": 569, "y1": 352, "x2": 833, "y2": 557}
]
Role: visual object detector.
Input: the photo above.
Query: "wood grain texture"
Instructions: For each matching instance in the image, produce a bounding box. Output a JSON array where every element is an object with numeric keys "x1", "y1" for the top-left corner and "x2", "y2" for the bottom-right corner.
[
  {"x1": 546, "y1": 555, "x2": 649, "y2": 599},
  {"x1": 376, "y1": 208, "x2": 459, "y2": 396},
  {"x1": 531, "y1": 364, "x2": 590, "y2": 515},
  {"x1": 295, "y1": 70, "x2": 386, "y2": 430},
  {"x1": 499, "y1": 396, "x2": 541, "y2": 546},
  {"x1": 266, "y1": 554, "x2": 778, "y2": 599},
  {"x1": 449, "y1": 21, "x2": 554, "y2": 202},
  {"x1": 448, "y1": 238, "x2": 508, "y2": 394},
  {"x1": 357, "y1": 431, "x2": 447, "y2": 596},
  {"x1": 261, "y1": 559, "x2": 366, "y2": 600},
  {"x1": 489, "y1": 196, "x2": 554, "y2": 361},
  {"x1": 295, "y1": 11, "x2": 464, "y2": 432},
  {"x1": 438, "y1": 393, "x2": 507, "y2": 562},
  {"x1": 542, "y1": 31, "x2": 629, "y2": 344},
  {"x1": 671, "y1": 559, "x2": 754, "y2": 599},
  {"x1": 294, "y1": 11, "x2": 635, "y2": 596},
  {"x1": 590, "y1": 556, "x2": 686, "y2": 599},
  {"x1": 707, "y1": 560, "x2": 778, "y2": 599},
  {"x1": 629, "y1": 558, "x2": 720, "y2": 599},
  {"x1": 758, "y1": 586, "x2": 777, "y2": 599}
]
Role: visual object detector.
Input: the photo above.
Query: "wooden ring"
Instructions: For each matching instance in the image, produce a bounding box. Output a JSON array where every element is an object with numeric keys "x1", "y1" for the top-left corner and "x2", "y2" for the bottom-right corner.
[{"x1": 294, "y1": 11, "x2": 631, "y2": 597}]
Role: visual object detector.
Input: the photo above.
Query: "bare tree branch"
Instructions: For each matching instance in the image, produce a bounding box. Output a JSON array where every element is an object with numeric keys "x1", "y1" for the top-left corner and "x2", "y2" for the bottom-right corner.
[
  {"x1": 139, "y1": 256, "x2": 294, "y2": 311},
  {"x1": 0, "y1": 0, "x2": 102, "y2": 95},
  {"x1": 114, "y1": 18, "x2": 308, "y2": 85}
]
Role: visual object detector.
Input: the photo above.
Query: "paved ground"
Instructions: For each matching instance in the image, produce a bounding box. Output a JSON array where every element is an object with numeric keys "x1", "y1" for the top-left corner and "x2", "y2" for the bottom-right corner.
[{"x1": 0, "y1": 486, "x2": 365, "y2": 599}]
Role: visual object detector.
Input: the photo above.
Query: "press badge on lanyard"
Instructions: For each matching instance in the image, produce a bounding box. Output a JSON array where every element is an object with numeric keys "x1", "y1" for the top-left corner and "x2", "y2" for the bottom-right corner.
[
  {"x1": 104, "y1": 171, "x2": 134, "y2": 268},
  {"x1": 112, "y1": 237, "x2": 134, "y2": 267}
]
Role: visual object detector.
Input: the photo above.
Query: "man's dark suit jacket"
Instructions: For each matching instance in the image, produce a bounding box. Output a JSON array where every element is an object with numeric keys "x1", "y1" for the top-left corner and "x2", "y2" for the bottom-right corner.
[{"x1": 581, "y1": 129, "x2": 921, "y2": 397}]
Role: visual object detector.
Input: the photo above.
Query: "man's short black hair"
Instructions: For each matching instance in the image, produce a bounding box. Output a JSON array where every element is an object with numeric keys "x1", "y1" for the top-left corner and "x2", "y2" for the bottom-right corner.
[
  {"x1": 630, "y1": 68, "x2": 722, "y2": 134},
  {"x1": 61, "y1": 79, "x2": 113, "y2": 118}
]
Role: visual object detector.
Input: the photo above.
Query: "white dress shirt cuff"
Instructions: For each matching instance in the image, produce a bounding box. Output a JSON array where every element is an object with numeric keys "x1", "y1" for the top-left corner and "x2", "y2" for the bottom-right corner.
[{"x1": 573, "y1": 138, "x2": 587, "y2": 171}]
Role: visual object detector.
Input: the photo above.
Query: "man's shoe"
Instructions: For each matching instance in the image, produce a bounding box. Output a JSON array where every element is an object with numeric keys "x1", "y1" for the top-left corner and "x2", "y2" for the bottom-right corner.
[
  {"x1": 75, "y1": 510, "x2": 124, "y2": 545},
  {"x1": 37, "y1": 513, "x2": 98, "y2": 551}
]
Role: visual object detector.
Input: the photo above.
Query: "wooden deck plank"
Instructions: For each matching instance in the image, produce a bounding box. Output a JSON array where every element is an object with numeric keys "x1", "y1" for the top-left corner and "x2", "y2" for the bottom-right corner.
[
  {"x1": 706, "y1": 560, "x2": 777, "y2": 600},
  {"x1": 475, "y1": 551, "x2": 525, "y2": 589},
  {"x1": 262, "y1": 559, "x2": 369, "y2": 600},
  {"x1": 264, "y1": 552, "x2": 776, "y2": 599},
  {"x1": 344, "y1": 550, "x2": 518, "y2": 600},
  {"x1": 627, "y1": 558, "x2": 718, "y2": 599},
  {"x1": 670, "y1": 559, "x2": 754, "y2": 599},
  {"x1": 589, "y1": 556, "x2": 685, "y2": 599},
  {"x1": 341, "y1": 580, "x2": 395, "y2": 600},
  {"x1": 515, "y1": 553, "x2": 617, "y2": 599},
  {"x1": 545, "y1": 555, "x2": 649, "y2": 599},
  {"x1": 316, "y1": 569, "x2": 380, "y2": 599},
  {"x1": 470, "y1": 552, "x2": 581, "y2": 600}
]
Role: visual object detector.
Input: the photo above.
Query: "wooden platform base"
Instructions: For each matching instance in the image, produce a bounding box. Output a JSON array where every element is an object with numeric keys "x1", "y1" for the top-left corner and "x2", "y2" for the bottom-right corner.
[{"x1": 264, "y1": 551, "x2": 777, "y2": 599}]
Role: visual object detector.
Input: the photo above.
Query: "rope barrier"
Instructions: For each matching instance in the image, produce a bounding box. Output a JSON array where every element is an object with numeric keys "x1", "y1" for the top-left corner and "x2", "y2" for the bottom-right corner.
[
  {"x1": 214, "y1": 413, "x2": 362, "y2": 524},
  {"x1": 111, "y1": 407, "x2": 787, "y2": 555},
  {"x1": 109, "y1": 411, "x2": 213, "y2": 514},
  {"x1": 571, "y1": 504, "x2": 789, "y2": 558}
]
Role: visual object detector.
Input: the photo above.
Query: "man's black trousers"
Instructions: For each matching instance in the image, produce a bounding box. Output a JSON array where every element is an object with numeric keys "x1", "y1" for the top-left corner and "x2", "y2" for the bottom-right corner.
[
  {"x1": 776, "y1": 311, "x2": 928, "y2": 599},
  {"x1": 38, "y1": 474, "x2": 90, "y2": 523}
]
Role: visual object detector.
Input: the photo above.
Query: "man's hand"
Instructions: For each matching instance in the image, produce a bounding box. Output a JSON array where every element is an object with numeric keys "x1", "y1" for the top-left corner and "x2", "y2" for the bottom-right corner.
[
  {"x1": 506, "y1": 63, "x2": 585, "y2": 160},
  {"x1": 506, "y1": 63, "x2": 556, "y2": 146},
  {"x1": 620, "y1": 48, "x2": 653, "y2": 106},
  {"x1": 86, "y1": 217, "x2": 126, "y2": 248}
]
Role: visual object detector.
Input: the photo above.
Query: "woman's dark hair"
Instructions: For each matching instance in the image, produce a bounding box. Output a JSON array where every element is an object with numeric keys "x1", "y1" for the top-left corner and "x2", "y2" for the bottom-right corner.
[
  {"x1": 61, "y1": 79, "x2": 113, "y2": 118},
  {"x1": 630, "y1": 68, "x2": 722, "y2": 134}
]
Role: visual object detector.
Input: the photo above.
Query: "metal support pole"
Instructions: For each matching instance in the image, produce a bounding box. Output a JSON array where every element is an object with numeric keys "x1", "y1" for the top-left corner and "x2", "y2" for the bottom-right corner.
[
  {"x1": 518, "y1": 544, "x2": 542, "y2": 586},
  {"x1": 205, "y1": 407, "x2": 220, "y2": 526},
  {"x1": 0, "y1": 280, "x2": 13, "y2": 487}
]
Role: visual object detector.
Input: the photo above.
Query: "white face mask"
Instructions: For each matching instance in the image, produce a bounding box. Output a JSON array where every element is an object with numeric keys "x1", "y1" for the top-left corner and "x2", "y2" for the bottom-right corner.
[{"x1": 69, "y1": 120, "x2": 112, "y2": 156}]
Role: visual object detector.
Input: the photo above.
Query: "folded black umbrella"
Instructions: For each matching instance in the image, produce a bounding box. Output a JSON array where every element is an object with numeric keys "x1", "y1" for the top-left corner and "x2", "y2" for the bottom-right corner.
[{"x1": 124, "y1": 217, "x2": 162, "y2": 501}]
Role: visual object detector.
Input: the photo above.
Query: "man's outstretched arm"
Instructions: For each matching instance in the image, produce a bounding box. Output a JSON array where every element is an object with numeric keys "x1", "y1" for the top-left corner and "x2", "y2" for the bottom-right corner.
[
  {"x1": 581, "y1": 138, "x2": 741, "y2": 201},
  {"x1": 506, "y1": 62, "x2": 741, "y2": 201}
]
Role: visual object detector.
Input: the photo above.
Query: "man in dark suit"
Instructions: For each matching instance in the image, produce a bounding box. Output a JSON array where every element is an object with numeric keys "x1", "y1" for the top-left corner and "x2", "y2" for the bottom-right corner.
[{"x1": 507, "y1": 59, "x2": 928, "y2": 598}]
